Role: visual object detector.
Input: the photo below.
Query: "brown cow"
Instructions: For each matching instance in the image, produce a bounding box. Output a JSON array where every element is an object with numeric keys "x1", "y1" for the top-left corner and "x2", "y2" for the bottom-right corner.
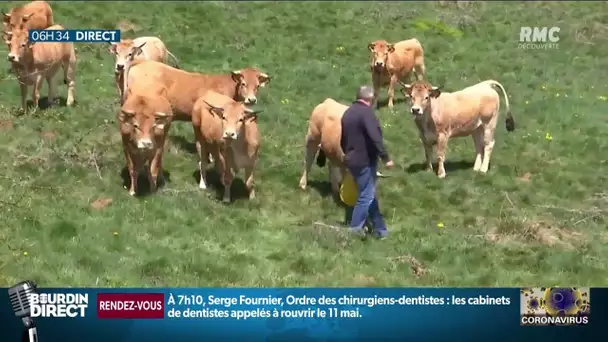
[
  {"x1": 118, "y1": 86, "x2": 173, "y2": 196},
  {"x1": 108, "y1": 36, "x2": 180, "y2": 104},
  {"x1": 298, "y1": 98, "x2": 348, "y2": 195},
  {"x1": 126, "y1": 60, "x2": 270, "y2": 121},
  {"x1": 400, "y1": 79, "x2": 515, "y2": 178},
  {"x1": 3, "y1": 1, "x2": 53, "y2": 46},
  {"x1": 368, "y1": 39, "x2": 425, "y2": 109},
  {"x1": 7, "y1": 24, "x2": 76, "y2": 112},
  {"x1": 192, "y1": 91, "x2": 262, "y2": 203}
]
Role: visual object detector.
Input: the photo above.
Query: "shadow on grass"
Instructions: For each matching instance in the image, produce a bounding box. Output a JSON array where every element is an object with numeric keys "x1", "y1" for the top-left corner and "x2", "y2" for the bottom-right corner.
[
  {"x1": 307, "y1": 180, "x2": 344, "y2": 207},
  {"x1": 14, "y1": 96, "x2": 73, "y2": 116},
  {"x1": 406, "y1": 160, "x2": 477, "y2": 174},
  {"x1": 192, "y1": 168, "x2": 250, "y2": 203},
  {"x1": 120, "y1": 167, "x2": 172, "y2": 197},
  {"x1": 170, "y1": 135, "x2": 197, "y2": 154}
]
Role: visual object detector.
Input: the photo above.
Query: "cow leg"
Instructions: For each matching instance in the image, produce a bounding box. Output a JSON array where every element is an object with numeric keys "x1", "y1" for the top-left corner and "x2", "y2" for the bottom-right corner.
[
  {"x1": 244, "y1": 164, "x2": 256, "y2": 200},
  {"x1": 480, "y1": 128, "x2": 496, "y2": 174},
  {"x1": 419, "y1": 137, "x2": 434, "y2": 172},
  {"x1": 32, "y1": 75, "x2": 43, "y2": 109},
  {"x1": 298, "y1": 135, "x2": 319, "y2": 190},
  {"x1": 414, "y1": 61, "x2": 426, "y2": 81},
  {"x1": 436, "y1": 134, "x2": 448, "y2": 178},
  {"x1": 222, "y1": 168, "x2": 233, "y2": 203},
  {"x1": 195, "y1": 133, "x2": 208, "y2": 189},
  {"x1": 372, "y1": 73, "x2": 381, "y2": 109},
  {"x1": 149, "y1": 150, "x2": 163, "y2": 193},
  {"x1": 328, "y1": 162, "x2": 342, "y2": 195},
  {"x1": 472, "y1": 127, "x2": 485, "y2": 172},
  {"x1": 387, "y1": 74, "x2": 398, "y2": 108},
  {"x1": 46, "y1": 75, "x2": 55, "y2": 106},
  {"x1": 63, "y1": 56, "x2": 76, "y2": 106},
  {"x1": 19, "y1": 83, "x2": 28, "y2": 113},
  {"x1": 123, "y1": 147, "x2": 137, "y2": 196}
]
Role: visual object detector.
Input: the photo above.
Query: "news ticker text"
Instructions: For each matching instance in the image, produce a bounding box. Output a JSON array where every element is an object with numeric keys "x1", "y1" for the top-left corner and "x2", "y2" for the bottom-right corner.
[
  {"x1": 94, "y1": 293, "x2": 511, "y2": 320},
  {"x1": 28, "y1": 30, "x2": 120, "y2": 43}
]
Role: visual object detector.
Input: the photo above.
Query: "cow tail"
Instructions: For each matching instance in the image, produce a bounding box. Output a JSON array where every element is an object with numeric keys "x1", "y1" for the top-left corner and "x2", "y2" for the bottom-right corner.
[
  {"x1": 486, "y1": 80, "x2": 514, "y2": 132},
  {"x1": 316, "y1": 149, "x2": 327, "y2": 168}
]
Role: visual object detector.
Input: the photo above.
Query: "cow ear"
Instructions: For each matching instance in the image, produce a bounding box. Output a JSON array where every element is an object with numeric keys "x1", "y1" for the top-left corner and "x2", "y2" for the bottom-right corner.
[
  {"x1": 154, "y1": 111, "x2": 171, "y2": 129},
  {"x1": 430, "y1": 86, "x2": 442, "y2": 98},
  {"x1": 118, "y1": 109, "x2": 135, "y2": 123},
  {"x1": 231, "y1": 70, "x2": 243, "y2": 83},
  {"x1": 258, "y1": 73, "x2": 270, "y2": 87},
  {"x1": 367, "y1": 43, "x2": 375, "y2": 52},
  {"x1": 132, "y1": 42, "x2": 146, "y2": 56},
  {"x1": 108, "y1": 42, "x2": 117, "y2": 54},
  {"x1": 243, "y1": 107, "x2": 262, "y2": 120},
  {"x1": 399, "y1": 82, "x2": 412, "y2": 97},
  {"x1": 388, "y1": 44, "x2": 395, "y2": 53},
  {"x1": 203, "y1": 100, "x2": 225, "y2": 118}
]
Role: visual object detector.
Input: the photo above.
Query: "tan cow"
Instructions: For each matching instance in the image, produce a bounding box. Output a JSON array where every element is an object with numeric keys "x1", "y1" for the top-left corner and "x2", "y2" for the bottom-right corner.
[
  {"x1": 400, "y1": 79, "x2": 515, "y2": 178},
  {"x1": 108, "y1": 36, "x2": 180, "y2": 104},
  {"x1": 298, "y1": 98, "x2": 348, "y2": 195},
  {"x1": 368, "y1": 39, "x2": 425, "y2": 109},
  {"x1": 192, "y1": 91, "x2": 262, "y2": 203},
  {"x1": 7, "y1": 24, "x2": 76, "y2": 112},
  {"x1": 118, "y1": 86, "x2": 173, "y2": 196},
  {"x1": 3, "y1": 1, "x2": 53, "y2": 46},
  {"x1": 126, "y1": 60, "x2": 270, "y2": 122}
]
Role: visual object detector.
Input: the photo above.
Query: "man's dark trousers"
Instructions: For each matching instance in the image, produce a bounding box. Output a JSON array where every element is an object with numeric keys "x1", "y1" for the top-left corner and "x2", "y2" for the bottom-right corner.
[{"x1": 349, "y1": 163, "x2": 388, "y2": 237}]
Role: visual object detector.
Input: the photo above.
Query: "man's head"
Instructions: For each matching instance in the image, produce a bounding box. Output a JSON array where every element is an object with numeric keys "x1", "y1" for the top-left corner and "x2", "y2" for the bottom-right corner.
[
  {"x1": 204, "y1": 99, "x2": 263, "y2": 141},
  {"x1": 368, "y1": 40, "x2": 394, "y2": 71},
  {"x1": 231, "y1": 68, "x2": 271, "y2": 105},
  {"x1": 118, "y1": 90, "x2": 172, "y2": 150},
  {"x1": 356, "y1": 85, "x2": 375, "y2": 106},
  {"x1": 7, "y1": 28, "x2": 31, "y2": 63},
  {"x1": 400, "y1": 80, "x2": 441, "y2": 117},
  {"x1": 108, "y1": 40, "x2": 147, "y2": 74}
]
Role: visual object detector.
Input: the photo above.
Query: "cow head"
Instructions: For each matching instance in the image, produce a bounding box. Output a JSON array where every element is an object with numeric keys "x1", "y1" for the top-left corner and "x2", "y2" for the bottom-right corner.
[
  {"x1": 118, "y1": 92, "x2": 172, "y2": 151},
  {"x1": 231, "y1": 68, "x2": 271, "y2": 105},
  {"x1": 204, "y1": 100, "x2": 262, "y2": 141},
  {"x1": 7, "y1": 29, "x2": 32, "y2": 63},
  {"x1": 109, "y1": 40, "x2": 146, "y2": 74},
  {"x1": 400, "y1": 80, "x2": 441, "y2": 117},
  {"x1": 368, "y1": 40, "x2": 394, "y2": 71}
]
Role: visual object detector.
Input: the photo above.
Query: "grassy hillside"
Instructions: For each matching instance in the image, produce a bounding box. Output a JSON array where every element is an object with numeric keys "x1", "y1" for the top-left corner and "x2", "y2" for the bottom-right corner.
[{"x1": 0, "y1": 1, "x2": 607, "y2": 287}]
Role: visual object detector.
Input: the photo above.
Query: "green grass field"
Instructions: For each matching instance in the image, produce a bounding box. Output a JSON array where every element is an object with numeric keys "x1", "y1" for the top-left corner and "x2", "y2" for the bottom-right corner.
[{"x1": 0, "y1": 1, "x2": 607, "y2": 287}]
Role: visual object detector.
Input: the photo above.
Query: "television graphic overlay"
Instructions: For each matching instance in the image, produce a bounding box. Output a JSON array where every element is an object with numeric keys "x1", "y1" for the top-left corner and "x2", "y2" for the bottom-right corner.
[{"x1": 520, "y1": 287, "x2": 590, "y2": 326}]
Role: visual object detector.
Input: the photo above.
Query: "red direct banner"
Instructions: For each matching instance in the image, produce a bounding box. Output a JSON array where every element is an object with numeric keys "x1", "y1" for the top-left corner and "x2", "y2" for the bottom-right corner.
[{"x1": 97, "y1": 293, "x2": 165, "y2": 319}]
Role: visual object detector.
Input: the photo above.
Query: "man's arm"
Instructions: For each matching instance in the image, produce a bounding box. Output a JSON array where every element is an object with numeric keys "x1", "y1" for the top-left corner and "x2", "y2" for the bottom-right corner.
[{"x1": 362, "y1": 109, "x2": 390, "y2": 163}]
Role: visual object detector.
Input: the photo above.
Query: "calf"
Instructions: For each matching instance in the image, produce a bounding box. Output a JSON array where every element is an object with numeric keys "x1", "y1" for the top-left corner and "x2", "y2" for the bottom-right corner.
[
  {"x1": 192, "y1": 91, "x2": 262, "y2": 203},
  {"x1": 3, "y1": 1, "x2": 53, "y2": 46},
  {"x1": 400, "y1": 79, "x2": 515, "y2": 178},
  {"x1": 298, "y1": 98, "x2": 348, "y2": 195},
  {"x1": 368, "y1": 38, "x2": 425, "y2": 109},
  {"x1": 126, "y1": 60, "x2": 270, "y2": 121},
  {"x1": 118, "y1": 87, "x2": 173, "y2": 196},
  {"x1": 7, "y1": 24, "x2": 76, "y2": 112},
  {"x1": 108, "y1": 36, "x2": 180, "y2": 104}
]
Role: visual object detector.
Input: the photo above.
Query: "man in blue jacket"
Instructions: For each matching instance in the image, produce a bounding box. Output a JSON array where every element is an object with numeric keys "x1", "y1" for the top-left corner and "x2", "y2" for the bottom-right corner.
[{"x1": 340, "y1": 85, "x2": 394, "y2": 238}]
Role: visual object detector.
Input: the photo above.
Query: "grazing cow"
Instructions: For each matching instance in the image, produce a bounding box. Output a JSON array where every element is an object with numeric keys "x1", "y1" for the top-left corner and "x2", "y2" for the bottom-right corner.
[
  {"x1": 192, "y1": 91, "x2": 262, "y2": 203},
  {"x1": 368, "y1": 39, "x2": 425, "y2": 109},
  {"x1": 3, "y1": 1, "x2": 53, "y2": 46},
  {"x1": 298, "y1": 98, "x2": 348, "y2": 195},
  {"x1": 108, "y1": 37, "x2": 180, "y2": 104},
  {"x1": 7, "y1": 24, "x2": 76, "y2": 112},
  {"x1": 126, "y1": 60, "x2": 270, "y2": 122},
  {"x1": 118, "y1": 86, "x2": 173, "y2": 196},
  {"x1": 400, "y1": 79, "x2": 515, "y2": 178}
]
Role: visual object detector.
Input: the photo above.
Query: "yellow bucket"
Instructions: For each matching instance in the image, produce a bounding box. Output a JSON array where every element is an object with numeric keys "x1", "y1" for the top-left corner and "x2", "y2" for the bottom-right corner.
[{"x1": 340, "y1": 171, "x2": 358, "y2": 207}]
